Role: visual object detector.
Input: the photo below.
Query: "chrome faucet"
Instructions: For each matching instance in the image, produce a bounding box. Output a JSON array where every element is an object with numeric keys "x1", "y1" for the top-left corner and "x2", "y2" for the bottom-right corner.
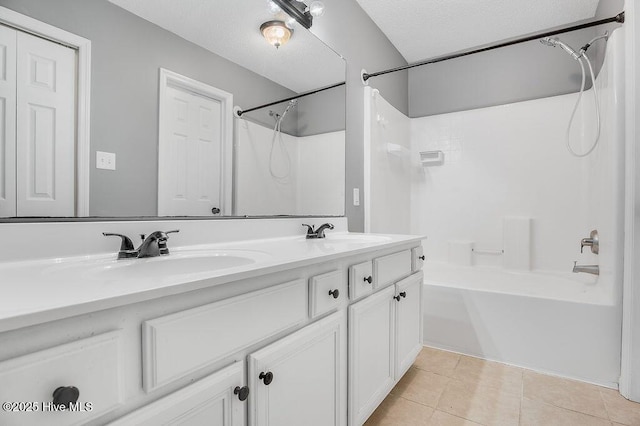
[
  {"x1": 103, "y1": 230, "x2": 179, "y2": 259},
  {"x1": 137, "y1": 230, "x2": 180, "y2": 258},
  {"x1": 302, "y1": 223, "x2": 334, "y2": 239},
  {"x1": 572, "y1": 261, "x2": 599, "y2": 276}
]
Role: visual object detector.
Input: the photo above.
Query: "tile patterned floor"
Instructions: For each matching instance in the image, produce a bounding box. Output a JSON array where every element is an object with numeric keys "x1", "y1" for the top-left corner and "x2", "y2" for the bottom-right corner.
[{"x1": 365, "y1": 347, "x2": 640, "y2": 426}]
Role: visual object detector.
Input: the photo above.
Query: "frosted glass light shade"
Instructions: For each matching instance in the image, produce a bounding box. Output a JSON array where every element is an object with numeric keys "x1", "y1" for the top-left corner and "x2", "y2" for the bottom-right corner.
[
  {"x1": 260, "y1": 21, "x2": 293, "y2": 49},
  {"x1": 309, "y1": 1, "x2": 325, "y2": 17}
]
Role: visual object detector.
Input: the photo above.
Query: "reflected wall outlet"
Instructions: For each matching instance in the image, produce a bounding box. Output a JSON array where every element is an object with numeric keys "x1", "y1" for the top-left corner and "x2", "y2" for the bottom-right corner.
[
  {"x1": 96, "y1": 151, "x2": 116, "y2": 170},
  {"x1": 353, "y1": 188, "x2": 360, "y2": 206}
]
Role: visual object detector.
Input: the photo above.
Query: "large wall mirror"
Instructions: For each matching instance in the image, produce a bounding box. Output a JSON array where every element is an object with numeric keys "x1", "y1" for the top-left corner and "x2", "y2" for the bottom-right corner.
[{"x1": 0, "y1": 0, "x2": 346, "y2": 220}]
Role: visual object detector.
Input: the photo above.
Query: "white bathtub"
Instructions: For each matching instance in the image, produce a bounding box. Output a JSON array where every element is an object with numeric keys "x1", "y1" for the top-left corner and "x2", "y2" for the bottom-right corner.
[{"x1": 423, "y1": 261, "x2": 622, "y2": 387}]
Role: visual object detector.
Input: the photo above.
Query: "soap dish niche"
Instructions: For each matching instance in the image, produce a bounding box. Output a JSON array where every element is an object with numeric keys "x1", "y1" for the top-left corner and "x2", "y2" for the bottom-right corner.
[{"x1": 420, "y1": 150, "x2": 444, "y2": 166}]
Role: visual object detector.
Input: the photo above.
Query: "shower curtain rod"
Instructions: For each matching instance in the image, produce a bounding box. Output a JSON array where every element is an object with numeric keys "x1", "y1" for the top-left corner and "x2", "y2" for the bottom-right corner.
[
  {"x1": 362, "y1": 11, "x2": 625, "y2": 82},
  {"x1": 236, "y1": 81, "x2": 345, "y2": 116}
]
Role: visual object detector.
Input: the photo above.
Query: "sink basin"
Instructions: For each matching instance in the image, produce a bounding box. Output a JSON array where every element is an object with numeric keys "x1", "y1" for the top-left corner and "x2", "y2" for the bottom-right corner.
[
  {"x1": 43, "y1": 249, "x2": 270, "y2": 281},
  {"x1": 313, "y1": 234, "x2": 392, "y2": 244}
]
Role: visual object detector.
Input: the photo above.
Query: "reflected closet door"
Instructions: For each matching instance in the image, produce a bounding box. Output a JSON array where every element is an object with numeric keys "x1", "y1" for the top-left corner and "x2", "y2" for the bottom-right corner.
[
  {"x1": 16, "y1": 31, "x2": 75, "y2": 217},
  {"x1": 0, "y1": 25, "x2": 16, "y2": 217}
]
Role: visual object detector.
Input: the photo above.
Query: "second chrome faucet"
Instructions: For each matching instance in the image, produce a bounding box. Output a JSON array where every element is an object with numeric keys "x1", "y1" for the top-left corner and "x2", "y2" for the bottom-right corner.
[{"x1": 103, "y1": 230, "x2": 180, "y2": 259}]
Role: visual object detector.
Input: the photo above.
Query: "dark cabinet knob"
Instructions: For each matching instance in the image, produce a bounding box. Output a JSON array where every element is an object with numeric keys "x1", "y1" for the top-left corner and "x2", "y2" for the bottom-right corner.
[
  {"x1": 52, "y1": 386, "x2": 79, "y2": 408},
  {"x1": 394, "y1": 292, "x2": 407, "y2": 301},
  {"x1": 211, "y1": 207, "x2": 221, "y2": 214},
  {"x1": 328, "y1": 289, "x2": 340, "y2": 299},
  {"x1": 234, "y1": 386, "x2": 249, "y2": 401},
  {"x1": 259, "y1": 371, "x2": 273, "y2": 385},
  {"x1": 418, "y1": 255, "x2": 425, "y2": 260},
  {"x1": 363, "y1": 276, "x2": 373, "y2": 284}
]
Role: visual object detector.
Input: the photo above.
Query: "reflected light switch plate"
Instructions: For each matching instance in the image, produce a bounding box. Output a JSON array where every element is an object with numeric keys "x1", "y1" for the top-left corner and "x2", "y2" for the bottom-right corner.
[
  {"x1": 353, "y1": 188, "x2": 360, "y2": 206},
  {"x1": 96, "y1": 151, "x2": 116, "y2": 170}
]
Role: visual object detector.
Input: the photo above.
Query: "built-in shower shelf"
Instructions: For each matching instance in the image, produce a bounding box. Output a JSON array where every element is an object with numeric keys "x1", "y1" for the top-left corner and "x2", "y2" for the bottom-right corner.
[
  {"x1": 420, "y1": 150, "x2": 444, "y2": 166},
  {"x1": 387, "y1": 143, "x2": 411, "y2": 158}
]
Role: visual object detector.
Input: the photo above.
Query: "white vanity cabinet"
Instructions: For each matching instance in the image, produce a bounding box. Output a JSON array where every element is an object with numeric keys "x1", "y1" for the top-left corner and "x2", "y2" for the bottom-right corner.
[
  {"x1": 0, "y1": 231, "x2": 423, "y2": 426},
  {"x1": 348, "y1": 285, "x2": 397, "y2": 426},
  {"x1": 394, "y1": 272, "x2": 424, "y2": 379},
  {"x1": 248, "y1": 311, "x2": 346, "y2": 426},
  {"x1": 348, "y1": 269, "x2": 424, "y2": 426}
]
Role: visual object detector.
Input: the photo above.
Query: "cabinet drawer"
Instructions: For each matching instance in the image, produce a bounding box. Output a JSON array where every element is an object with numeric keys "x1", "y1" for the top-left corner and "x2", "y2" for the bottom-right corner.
[
  {"x1": 349, "y1": 261, "x2": 373, "y2": 301},
  {"x1": 143, "y1": 279, "x2": 307, "y2": 392},
  {"x1": 0, "y1": 331, "x2": 124, "y2": 426},
  {"x1": 309, "y1": 270, "x2": 345, "y2": 319},
  {"x1": 373, "y1": 250, "x2": 412, "y2": 288},
  {"x1": 411, "y1": 246, "x2": 425, "y2": 272}
]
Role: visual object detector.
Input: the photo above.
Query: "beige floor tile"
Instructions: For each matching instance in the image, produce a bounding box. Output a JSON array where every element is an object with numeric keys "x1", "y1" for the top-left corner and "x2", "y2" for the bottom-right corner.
[
  {"x1": 414, "y1": 347, "x2": 461, "y2": 377},
  {"x1": 365, "y1": 394, "x2": 434, "y2": 426},
  {"x1": 522, "y1": 370, "x2": 609, "y2": 419},
  {"x1": 453, "y1": 355, "x2": 523, "y2": 396},
  {"x1": 391, "y1": 367, "x2": 451, "y2": 408},
  {"x1": 600, "y1": 387, "x2": 640, "y2": 425},
  {"x1": 520, "y1": 397, "x2": 611, "y2": 426},
  {"x1": 436, "y1": 378, "x2": 521, "y2": 425},
  {"x1": 428, "y1": 410, "x2": 483, "y2": 426}
]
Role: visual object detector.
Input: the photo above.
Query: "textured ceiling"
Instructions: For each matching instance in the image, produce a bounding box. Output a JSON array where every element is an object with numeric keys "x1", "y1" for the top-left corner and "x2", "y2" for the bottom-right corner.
[
  {"x1": 354, "y1": 0, "x2": 600, "y2": 62},
  {"x1": 108, "y1": 0, "x2": 345, "y2": 93}
]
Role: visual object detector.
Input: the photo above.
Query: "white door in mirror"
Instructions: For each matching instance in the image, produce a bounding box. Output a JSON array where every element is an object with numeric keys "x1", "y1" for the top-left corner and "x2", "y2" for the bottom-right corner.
[
  {"x1": 0, "y1": 25, "x2": 17, "y2": 217},
  {"x1": 0, "y1": 28, "x2": 75, "y2": 217},
  {"x1": 159, "y1": 84, "x2": 222, "y2": 216}
]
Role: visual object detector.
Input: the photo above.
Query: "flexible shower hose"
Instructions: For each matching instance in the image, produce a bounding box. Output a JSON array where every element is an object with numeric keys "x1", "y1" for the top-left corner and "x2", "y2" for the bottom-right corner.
[
  {"x1": 566, "y1": 51, "x2": 600, "y2": 158},
  {"x1": 269, "y1": 117, "x2": 291, "y2": 181}
]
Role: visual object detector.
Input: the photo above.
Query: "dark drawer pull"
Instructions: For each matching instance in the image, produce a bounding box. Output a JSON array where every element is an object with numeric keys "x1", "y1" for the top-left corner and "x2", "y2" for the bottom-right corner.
[
  {"x1": 363, "y1": 276, "x2": 373, "y2": 284},
  {"x1": 259, "y1": 371, "x2": 273, "y2": 385},
  {"x1": 328, "y1": 289, "x2": 340, "y2": 299},
  {"x1": 52, "y1": 386, "x2": 79, "y2": 408},
  {"x1": 234, "y1": 386, "x2": 249, "y2": 401}
]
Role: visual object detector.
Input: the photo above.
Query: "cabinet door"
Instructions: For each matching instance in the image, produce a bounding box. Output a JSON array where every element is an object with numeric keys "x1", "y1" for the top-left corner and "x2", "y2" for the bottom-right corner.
[
  {"x1": 348, "y1": 285, "x2": 396, "y2": 426},
  {"x1": 395, "y1": 272, "x2": 424, "y2": 380},
  {"x1": 248, "y1": 311, "x2": 347, "y2": 426},
  {"x1": 109, "y1": 361, "x2": 245, "y2": 426}
]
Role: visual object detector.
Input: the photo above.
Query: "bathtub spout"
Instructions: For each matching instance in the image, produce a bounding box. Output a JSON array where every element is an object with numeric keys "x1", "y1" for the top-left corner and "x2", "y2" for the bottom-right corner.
[{"x1": 572, "y1": 261, "x2": 599, "y2": 275}]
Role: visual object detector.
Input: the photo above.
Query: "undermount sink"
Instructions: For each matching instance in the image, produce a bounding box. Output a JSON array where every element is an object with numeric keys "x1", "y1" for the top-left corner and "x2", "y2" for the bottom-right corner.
[
  {"x1": 44, "y1": 249, "x2": 270, "y2": 281},
  {"x1": 314, "y1": 234, "x2": 393, "y2": 244}
]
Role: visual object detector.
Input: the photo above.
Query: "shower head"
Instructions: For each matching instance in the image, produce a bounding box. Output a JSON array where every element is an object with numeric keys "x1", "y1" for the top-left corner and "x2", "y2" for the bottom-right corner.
[
  {"x1": 540, "y1": 37, "x2": 581, "y2": 60},
  {"x1": 280, "y1": 99, "x2": 298, "y2": 120}
]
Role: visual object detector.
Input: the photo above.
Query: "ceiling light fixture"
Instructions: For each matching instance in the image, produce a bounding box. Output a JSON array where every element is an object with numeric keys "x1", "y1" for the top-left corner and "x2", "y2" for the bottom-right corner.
[
  {"x1": 270, "y1": 0, "x2": 325, "y2": 29},
  {"x1": 260, "y1": 20, "x2": 293, "y2": 49}
]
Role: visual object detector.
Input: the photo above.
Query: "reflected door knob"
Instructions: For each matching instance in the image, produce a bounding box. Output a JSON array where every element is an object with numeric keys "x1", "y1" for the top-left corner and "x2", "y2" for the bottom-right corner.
[
  {"x1": 52, "y1": 386, "x2": 79, "y2": 408},
  {"x1": 259, "y1": 371, "x2": 273, "y2": 385},
  {"x1": 328, "y1": 289, "x2": 340, "y2": 299},
  {"x1": 234, "y1": 386, "x2": 249, "y2": 401}
]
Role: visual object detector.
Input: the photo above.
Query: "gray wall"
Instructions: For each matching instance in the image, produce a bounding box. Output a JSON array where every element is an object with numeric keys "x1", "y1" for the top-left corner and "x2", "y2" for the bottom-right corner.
[
  {"x1": 297, "y1": 85, "x2": 346, "y2": 137},
  {"x1": 0, "y1": 0, "x2": 301, "y2": 216},
  {"x1": 310, "y1": 0, "x2": 409, "y2": 231},
  {"x1": 408, "y1": 0, "x2": 625, "y2": 118}
]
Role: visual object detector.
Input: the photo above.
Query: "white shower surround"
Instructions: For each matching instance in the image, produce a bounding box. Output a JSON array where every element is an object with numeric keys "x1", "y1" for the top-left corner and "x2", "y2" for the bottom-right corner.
[
  {"x1": 234, "y1": 119, "x2": 345, "y2": 216},
  {"x1": 418, "y1": 30, "x2": 625, "y2": 385},
  {"x1": 364, "y1": 28, "x2": 625, "y2": 386}
]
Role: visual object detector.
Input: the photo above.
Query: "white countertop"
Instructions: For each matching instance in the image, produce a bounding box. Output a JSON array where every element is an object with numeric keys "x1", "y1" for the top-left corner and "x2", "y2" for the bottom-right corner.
[{"x1": 0, "y1": 232, "x2": 422, "y2": 333}]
